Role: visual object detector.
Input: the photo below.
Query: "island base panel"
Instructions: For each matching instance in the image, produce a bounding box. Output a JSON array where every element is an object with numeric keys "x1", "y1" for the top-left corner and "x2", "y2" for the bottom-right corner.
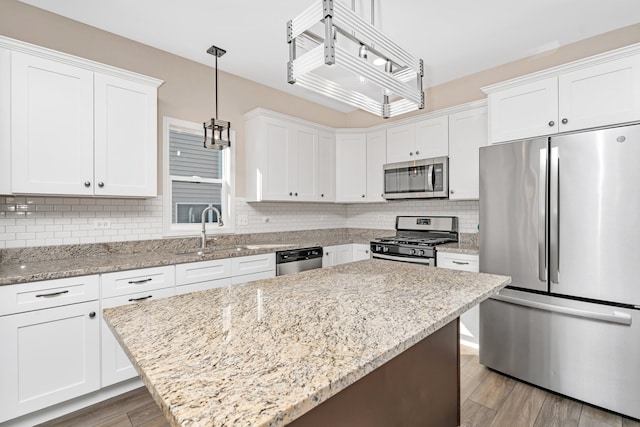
[{"x1": 289, "y1": 319, "x2": 460, "y2": 427}]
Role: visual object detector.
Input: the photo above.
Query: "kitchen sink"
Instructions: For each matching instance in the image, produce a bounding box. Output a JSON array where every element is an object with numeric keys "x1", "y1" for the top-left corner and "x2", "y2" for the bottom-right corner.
[{"x1": 174, "y1": 244, "x2": 294, "y2": 257}]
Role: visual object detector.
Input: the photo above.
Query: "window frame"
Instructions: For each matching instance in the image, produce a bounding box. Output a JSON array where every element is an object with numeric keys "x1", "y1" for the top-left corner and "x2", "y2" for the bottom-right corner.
[{"x1": 162, "y1": 116, "x2": 235, "y2": 237}]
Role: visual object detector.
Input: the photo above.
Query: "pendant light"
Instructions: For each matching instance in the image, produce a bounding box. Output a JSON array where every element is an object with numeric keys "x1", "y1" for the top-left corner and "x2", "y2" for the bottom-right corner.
[
  {"x1": 287, "y1": 0, "x2": 424, "y2": 118},
  {"x1": 203, "y1": 45, "x2": 231, "y2": 150}
]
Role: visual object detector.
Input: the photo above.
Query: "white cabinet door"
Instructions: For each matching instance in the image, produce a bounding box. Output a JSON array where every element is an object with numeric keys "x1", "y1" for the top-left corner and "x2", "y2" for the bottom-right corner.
[
  {"x1": 101, "y1": 287, "x2": 175, "y2": 387},
  {"x1": 322, "y1": 245, "x2": 337, "y2": 267},
  {"x1": 336, "y1": 244, "x2": 354, "y2": 265},
  {"x1": 336, "y1": 133, "x2": 367, "y2": 202},
  {"x1": 488, "y1": 77, "x2": 558, "y2": 143},
  {"x1": 558, "y1": 55, "x2": 640, "y2": 133},
  {"x1": 318, "y1": 131, "x2": 336, "y2": 202},
  {"x1": 352, "y1": 244, "x2": 371, "y2": 261},
  {"x1": 437, "y1": 252, "x2": 480, "y2": 347},
  {"x1": 94, "y1": 73, "x2": 157, "y2": 197},
  {"x1": 448, "y1": 106, "x2": 488, "y2": 200},
  {"x1": 366, "y1": 130, "x2": 387, "y2": 203},
  {"x1": 415, "y1": 115, "x2": 448, "y2": 159},
  {"x1": 386, "y1": 123, "x2": 415, "y2": 163},
  {"x1": 0, "y1": 301, "x2": 100, "y2": 422},
  {"x1": 261, "y1": 117, "x2": 292, "y2": 200},
  {"x1": 10, "y1": 51, "x2": 94, "y2": 195},
  {"x1": 293, "y1": 125, "x2": 319, "y2": 201}
]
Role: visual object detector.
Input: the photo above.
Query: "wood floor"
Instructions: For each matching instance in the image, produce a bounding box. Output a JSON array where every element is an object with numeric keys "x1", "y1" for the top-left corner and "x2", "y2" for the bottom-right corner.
[{"x1": 40, "y1": 346, "x2": 640, "y2": 427}]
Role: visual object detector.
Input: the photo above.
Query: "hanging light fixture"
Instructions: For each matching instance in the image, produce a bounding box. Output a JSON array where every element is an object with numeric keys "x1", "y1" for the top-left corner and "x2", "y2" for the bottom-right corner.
[
  {"x1": 287, "y1": 0, "x2": 424, "y2": 118},
  {"x1": 203, "y1": 45, "x2": 231, "y2": 150}
]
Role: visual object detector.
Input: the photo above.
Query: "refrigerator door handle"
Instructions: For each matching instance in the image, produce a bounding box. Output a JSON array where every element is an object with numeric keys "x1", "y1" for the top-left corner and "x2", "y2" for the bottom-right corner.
[
  {"x1": 539, "y1": 149, "x2": 547, "y2": 282},
  {"x1": 550, "y1": 146, "x2": 560, "y2": 284},
  {"x1": 491, "y1": 294, "x2": 632, "y2": 326}
]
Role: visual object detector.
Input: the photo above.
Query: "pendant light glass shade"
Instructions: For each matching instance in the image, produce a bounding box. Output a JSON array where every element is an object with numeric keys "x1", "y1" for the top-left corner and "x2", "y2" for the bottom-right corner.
[
  {"x1": 287, "y1": 0, "x2": 424, "y2": 118},
  {"x1": 203, "y1": 45, "x2": 231, "y2": 149}
]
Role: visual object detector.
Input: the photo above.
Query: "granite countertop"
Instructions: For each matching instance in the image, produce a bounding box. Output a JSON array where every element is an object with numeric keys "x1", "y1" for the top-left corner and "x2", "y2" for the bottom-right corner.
[
  {"x1": 104, "y1": 259, "x2": 510, "y2": 427},
  {"x1": 0, "y1": 228, "x2": 389, "y2": 286},
  {"x1": 436, "y1": 242, "x2": 480, "y2": 255}
]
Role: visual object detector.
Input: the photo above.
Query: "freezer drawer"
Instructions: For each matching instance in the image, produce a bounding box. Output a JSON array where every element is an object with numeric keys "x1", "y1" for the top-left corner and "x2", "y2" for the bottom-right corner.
[{"x1": 480, "y1": 288, "x2": 640, "y2": 419}]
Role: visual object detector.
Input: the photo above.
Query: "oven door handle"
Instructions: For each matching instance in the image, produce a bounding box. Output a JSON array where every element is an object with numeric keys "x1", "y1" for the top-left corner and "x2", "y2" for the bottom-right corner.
[{"x1": 372, "y1": 253, "x2": 435, "y2": 266}]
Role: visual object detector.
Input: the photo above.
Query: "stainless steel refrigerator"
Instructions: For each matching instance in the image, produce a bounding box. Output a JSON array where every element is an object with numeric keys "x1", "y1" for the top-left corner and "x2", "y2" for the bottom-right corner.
[{"x1": 479, "y1": 123, "x2": 640, "y2": 419}]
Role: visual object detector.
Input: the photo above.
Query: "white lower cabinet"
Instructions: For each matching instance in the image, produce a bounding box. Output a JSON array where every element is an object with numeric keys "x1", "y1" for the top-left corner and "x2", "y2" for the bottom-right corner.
[
  {"x1": 100, "y1": 266, "x2": 176, "y2": 387},
  {"x1": 175, "y1": 259, "x2": 232, "y2": 295},
  {"x1": 101, "y1": 287, "x2": 175, "y2": 386},
  {"x1": 437, "y1": 252, "x2": 480, "y2": 347},
  {"x1": 0, "y1": 276, "x2": 101, "y2": 423},
  {"x1": 352, "y1": 244, "x2": 371, "y2": 261}
]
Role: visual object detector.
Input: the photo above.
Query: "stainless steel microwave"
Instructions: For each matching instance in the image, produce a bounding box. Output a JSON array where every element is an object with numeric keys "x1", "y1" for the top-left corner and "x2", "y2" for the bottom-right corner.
[{"x1": 382, "y1": 157, "x2": 449, "y2": 199}]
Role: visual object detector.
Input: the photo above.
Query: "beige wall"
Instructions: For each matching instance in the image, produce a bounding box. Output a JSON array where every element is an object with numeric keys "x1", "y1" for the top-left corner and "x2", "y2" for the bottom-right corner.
[{"x1": 2, "y1": 1, "x2": 640, "y2": 195}]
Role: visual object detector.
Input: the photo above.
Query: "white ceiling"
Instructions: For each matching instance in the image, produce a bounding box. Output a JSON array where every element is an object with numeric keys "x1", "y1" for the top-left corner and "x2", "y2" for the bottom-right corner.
[{"x1": 18, "y1": 0, "x2": 640, "y2": 113}]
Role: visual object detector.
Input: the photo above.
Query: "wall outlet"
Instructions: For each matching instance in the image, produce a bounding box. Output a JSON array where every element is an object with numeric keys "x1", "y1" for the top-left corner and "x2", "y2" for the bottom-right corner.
[
  {"x1": 237, "y1": 215, "x2": 248, "y2": 226},
  {"x1": 93, "y1": 219, "x2": 111, "y2": 229}
]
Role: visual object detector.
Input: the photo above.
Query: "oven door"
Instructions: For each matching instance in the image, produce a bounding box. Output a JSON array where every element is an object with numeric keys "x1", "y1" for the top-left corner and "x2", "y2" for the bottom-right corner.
[{"x1": 383, "y1": 157, "x2": 448, "y2": 199}]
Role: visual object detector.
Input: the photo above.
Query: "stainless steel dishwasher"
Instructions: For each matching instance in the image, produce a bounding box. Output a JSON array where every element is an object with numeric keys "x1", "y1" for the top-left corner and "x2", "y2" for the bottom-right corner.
[{"x1": 275, "y1": 247, "x2": 323, "y2": 276}]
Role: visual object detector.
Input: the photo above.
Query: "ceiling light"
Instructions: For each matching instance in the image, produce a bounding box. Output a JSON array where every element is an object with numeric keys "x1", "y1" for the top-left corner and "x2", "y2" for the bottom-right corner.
[
  {"x1": 203, "y1": 45, "x2": 231, "y2": 150},
  {"x1": 287, "y1": 0, "x2": 424, "y2": 118},
  {"x1": 373, "y1": 57, "x2": 386, "y2": 66}
]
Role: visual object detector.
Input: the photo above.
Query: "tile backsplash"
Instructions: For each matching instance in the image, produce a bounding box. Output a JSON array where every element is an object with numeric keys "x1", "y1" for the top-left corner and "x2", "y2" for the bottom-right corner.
[{"x1": 0, "y1": 195, "x2": 478, "y2": 249}]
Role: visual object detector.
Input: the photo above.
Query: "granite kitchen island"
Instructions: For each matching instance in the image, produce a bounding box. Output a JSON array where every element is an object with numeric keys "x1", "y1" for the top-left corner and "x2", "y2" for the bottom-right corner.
[{"x1": 103, "y1": 258, "x2": 510, "y2": 427}]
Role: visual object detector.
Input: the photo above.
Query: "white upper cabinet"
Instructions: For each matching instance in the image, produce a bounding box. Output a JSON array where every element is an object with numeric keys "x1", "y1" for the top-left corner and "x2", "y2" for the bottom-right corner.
[
  {"x1": 336, "y1": 133, "x2": 367, "y2": 202},
  {"x1": 318, "y1": 131, "x2": 336, "y2": 201},
  {"x1": 486, "y1": 46, "x2": 640, "y2": 143},
  {"x1": 245, "y1": 111, "x2": 322, "y2": 202},
  {"x1": 448, "y1": 105, "x2": 488, "y2": 200},
  {"x1": 366, "y1": 130, "x2": 387, "y2": 202},
  {"x1": 94, "y1": 73, "x2": 157, "y2": 197},
  {"x1": 386, "y1": 115, "x2": 448, "y2": 163},
  {"x1": 487, "y1": 77, "x2": 558, "y2": 143},
  {"x1": 1, "y1": 37, "x2": 162, "y2": 197},
  {"x1": 11, "y1": 52, "x2": 95, "y2": 195}
]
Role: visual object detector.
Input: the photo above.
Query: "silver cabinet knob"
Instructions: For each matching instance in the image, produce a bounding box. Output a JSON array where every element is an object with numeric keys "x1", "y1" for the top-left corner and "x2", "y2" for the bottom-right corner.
[
  {"x1": 409, "y1": 152, "x2": 414, "y2": 156},
  {"x1": 294, "y1": 192, "x2": 298, "y2": 196},
  {"x1": 361, "y1": 194, "x2": 365, "y2": 198},
  {"x1": 289, "y1": 192, "x2": 293, "y2": 196},
  {"x1": 89, "y1": 312, "x2": 96, "y2": 319},
  {"x1": 84, "y1": 181, "x2": 91, "y2": 187},
  {"x1": 450, "y1": 189, "x2": 455, "y2": 194},
  {"x1": 561, "y1": 118, "x2": 568, "y2": 124},
  {"x1": 415, "y1": 151, "x2": 420, "y2": 155},
  {"x1": 98, "y1": 182, "x2": 104, "y2": 188},
  {"x1": 548, "y1": 121, "x2": 555, "y2": 127},
  {"x1": 321, "y1": 194, "x2": 324, "y2": 197},
  {"x1": 365, "y1": 250, "x2": 369, "y2": 254}
]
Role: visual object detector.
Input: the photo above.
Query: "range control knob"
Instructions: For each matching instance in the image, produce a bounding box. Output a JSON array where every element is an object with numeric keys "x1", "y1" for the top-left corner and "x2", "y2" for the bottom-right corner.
[
  {"x1": 382, "y1": 246, "x2": 389, "y2": 253},
  {"x1": 409, "y1": 248, "x2": 416, "y2": 256}
]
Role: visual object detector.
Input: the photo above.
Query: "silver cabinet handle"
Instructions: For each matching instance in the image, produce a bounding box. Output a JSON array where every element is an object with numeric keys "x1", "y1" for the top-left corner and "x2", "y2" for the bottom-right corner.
[
  {"x1": 548, "y1": 121, "x2": 555, "y2": 127},
  {"x1": 321, "y1": 194, "x2": 324, "y2": 197},
  {"x1": 98, "y1": 182, "x2": 104, "y2": 188},
  {"x1": 452, "y1": 261, "x2": 468, "y2": 265},
  {"x1": 89, "y1": 312, "x2": 96, "y2": 319},
  {"x1": 492, "y1": 294, "x2": 632, "y2": 326},
  {"x1": 289, "y1": 192, "x2": 293, "y2": 196},
  {"x1": 294, "y1": 192, "x2": 298, "y2": 196},
  {"x1": 84, "y1": 181, "x2": 91, "y2": 187},
  {"x1": 561, "y1": 118, "x2": 568, "y2": 124},
  {"x1": 409, "y1": 152, "x2": 414, "y2": 156},
  {"x1": 128, "y1": 295, "x2": 152, "y2": 302},
  {"x1": 361, "y1": 194, "x2": 365, "y2": 198},
  {"x1": 415, "y1": 150, "x2": 420, "y2": 155},
  {"x1": 128, "y1": 278, "x2": 152, "y2": 284},
  {"x1": 450, "y1": 189, "x2": 455, "y2": 195},
  {"x1": 36, "y1": 290, "x2": 69, "y2": 298},
  {"x1": 365, "y1": 250, "x2": 369, "y2": 254}
]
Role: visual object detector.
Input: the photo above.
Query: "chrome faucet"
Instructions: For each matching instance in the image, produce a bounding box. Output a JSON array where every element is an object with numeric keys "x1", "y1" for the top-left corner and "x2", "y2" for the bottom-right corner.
[{"x1": 201, "y1": 206, "x2": 224, "y2": 250}]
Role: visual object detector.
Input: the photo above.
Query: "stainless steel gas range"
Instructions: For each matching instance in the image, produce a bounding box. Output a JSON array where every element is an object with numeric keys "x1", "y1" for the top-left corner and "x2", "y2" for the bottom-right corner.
[{"x1": 370, "y1": 216, "x2": 458, "y2": 266}]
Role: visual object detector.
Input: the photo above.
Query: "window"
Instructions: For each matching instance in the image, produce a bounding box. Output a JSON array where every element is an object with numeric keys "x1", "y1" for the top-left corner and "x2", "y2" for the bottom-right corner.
[{"x1": 163, "y1": 117, "x2": 234, "y2": 236}]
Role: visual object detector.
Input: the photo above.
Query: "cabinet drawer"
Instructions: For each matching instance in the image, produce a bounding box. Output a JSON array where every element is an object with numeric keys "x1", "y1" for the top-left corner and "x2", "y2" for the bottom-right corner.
[
  {"x1": 0, "y1": 275, "x2": 99, "y2": 316},
  {"x1": 232, "y1": 253, "x2": 275, "y2": 276},
  {"x1": 437, "y1": 253, "x2": 479, "y2": 272},
  {"x1": 101, "y1": 266, "x2": 175, "y2": 298},
  {"x1": 176, "y1": 259, "x2": 232, "y2": 286},
  {"x1": 101, "y1": 287, "x2": 176, "y2": 310}
]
